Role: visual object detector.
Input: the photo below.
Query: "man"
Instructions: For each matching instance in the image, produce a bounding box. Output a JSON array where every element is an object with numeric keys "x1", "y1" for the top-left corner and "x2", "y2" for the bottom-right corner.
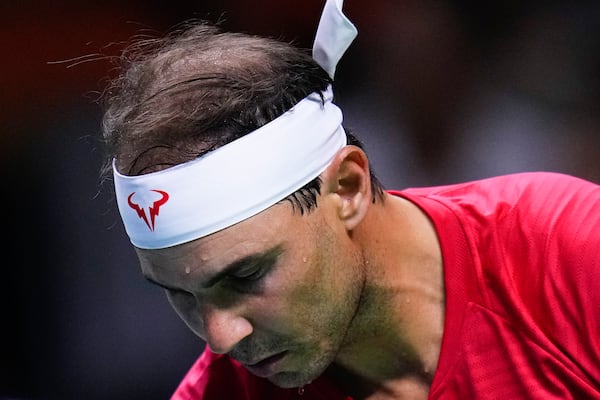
[{"x1": 100, "y1": 1, "x2": 600, "y2": 398}]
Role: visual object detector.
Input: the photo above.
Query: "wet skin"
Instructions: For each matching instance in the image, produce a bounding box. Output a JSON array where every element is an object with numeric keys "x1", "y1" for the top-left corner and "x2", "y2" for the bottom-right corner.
[
  {"x1": 137, "y1": 197, "x2": 367, "y2": 388},
  {"x1": 135, "y1": 146, "x2": 445, "y2": 398}
]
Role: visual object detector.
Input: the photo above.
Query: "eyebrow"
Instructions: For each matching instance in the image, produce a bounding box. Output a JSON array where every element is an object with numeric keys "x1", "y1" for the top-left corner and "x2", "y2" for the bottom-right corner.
[
  {"x1": 144, "y1": 244, "x2": 283, "y2": 291},
  {"x1": 145, "y1": 276, "x2": 182, "y2": 292}
]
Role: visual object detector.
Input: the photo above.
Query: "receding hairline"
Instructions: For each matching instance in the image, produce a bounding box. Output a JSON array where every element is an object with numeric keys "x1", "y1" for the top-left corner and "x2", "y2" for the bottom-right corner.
[
  {"x1": 102, "y1": 20, "x2": 331, "y2": 177},
  {"x1": 129, "y1": 25, "x2": 308, "y2": 94}
]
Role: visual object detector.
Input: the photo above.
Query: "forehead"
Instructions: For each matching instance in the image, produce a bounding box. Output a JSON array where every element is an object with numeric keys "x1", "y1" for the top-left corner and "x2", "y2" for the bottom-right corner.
[{"x1": 136, "y1": 202, "x2": 303, "y2": 283}]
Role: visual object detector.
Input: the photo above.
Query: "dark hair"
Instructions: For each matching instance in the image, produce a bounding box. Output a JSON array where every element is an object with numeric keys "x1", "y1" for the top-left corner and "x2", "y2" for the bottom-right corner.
[{"x1": 101, "y1": 20, "x2": 384, "y2": 214}]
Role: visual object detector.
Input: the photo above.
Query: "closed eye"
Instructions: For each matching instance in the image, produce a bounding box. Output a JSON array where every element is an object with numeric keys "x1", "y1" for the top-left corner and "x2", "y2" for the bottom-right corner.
[
  {"x1": 229, "y1": 264, "x2": 267, "y2": 282},
  {"x1": 224, "y1": 252, "x2": 280, "y2": 293}
]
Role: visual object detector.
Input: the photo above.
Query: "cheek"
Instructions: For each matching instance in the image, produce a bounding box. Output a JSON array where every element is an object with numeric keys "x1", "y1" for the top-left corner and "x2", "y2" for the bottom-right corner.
[
  {"x1": 261, "y1": 256, "x2": 332, "y2": 326},
  {"x1": 286, "y1": 235, "x2": 363, "y2": 327},
  {"x1": 242, "y1": 266, "x2": 309, "y2": 333}
]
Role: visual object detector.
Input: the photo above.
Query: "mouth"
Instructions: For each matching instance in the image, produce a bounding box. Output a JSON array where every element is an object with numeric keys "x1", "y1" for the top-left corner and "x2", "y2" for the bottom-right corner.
[{"x1": 243, "y1": 351, "x2": 288, "y2": 378}]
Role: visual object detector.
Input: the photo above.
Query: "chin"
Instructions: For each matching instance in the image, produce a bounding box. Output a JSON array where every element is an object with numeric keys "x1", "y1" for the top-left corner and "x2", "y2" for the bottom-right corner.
[
  {"x1": 268, "y1": 371, "x2": 314, "y2": 389},
  {"x1": 267, "y1": 362, "x2": 328, "y2": 389}
]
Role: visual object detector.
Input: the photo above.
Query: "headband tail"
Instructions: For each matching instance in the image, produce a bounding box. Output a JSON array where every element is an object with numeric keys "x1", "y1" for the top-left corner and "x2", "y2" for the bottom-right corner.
[{"x1": 312, "y1": 0, "x2": 358, "y2": 79}]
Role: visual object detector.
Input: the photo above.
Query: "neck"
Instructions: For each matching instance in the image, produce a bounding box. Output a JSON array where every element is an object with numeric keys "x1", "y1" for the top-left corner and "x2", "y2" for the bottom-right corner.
[{"x1": 333, "y1": 193, "x2": 445, "y2": 398}]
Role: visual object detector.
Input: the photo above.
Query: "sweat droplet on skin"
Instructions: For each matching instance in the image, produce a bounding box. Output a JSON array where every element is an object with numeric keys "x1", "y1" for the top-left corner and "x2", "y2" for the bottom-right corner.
[
  {"x1": 302, "y1": 257, "x2": 308, "y2": 263},
  {"x1": 298, "y1": 381, "x2": 311, "y2": 396},
  {"x1": 185, "y1": 266, "x2": 191, "y2": 274}
]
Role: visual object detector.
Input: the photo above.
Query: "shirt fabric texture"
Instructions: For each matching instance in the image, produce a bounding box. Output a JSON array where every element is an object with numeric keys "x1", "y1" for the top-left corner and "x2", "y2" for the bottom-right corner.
[{"x1": 171, "y1": 172, "x2": 600, "y2": 399}]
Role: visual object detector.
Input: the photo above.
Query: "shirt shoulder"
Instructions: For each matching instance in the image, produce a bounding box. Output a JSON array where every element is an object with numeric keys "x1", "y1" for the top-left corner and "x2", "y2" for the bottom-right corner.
[
  {"x1": 395, "y1": 172, "x2": 600, "y2": 397},
  {"x1": 400, "y1": 171, "x2": 598, "y2": 214}
]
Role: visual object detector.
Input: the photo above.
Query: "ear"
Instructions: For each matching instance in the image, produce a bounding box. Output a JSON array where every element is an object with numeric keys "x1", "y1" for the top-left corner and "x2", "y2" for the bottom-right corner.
[{"x1": 321, "y1": 145, "x2": 373, "y2": 231}]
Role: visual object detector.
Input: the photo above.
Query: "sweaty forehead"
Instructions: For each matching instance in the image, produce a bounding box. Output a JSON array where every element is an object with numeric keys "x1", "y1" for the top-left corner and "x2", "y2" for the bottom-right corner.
[
  {"x1": 137, "y1": 237, "x2": 283, "y2": 290},
  {"x1": 136, "y1": 202, "x2": 294, "y2": 282}
]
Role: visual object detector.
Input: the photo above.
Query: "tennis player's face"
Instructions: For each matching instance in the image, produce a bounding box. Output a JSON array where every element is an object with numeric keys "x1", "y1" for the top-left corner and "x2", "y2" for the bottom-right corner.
[{"x1": 136, "y1": 199, "x2": 365, "y2": 388}]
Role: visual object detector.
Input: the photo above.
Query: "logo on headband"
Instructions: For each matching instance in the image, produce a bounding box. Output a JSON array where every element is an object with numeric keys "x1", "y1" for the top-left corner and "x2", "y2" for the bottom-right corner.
[{"x1": 127, "y1": 190, "x2": 170, "y2": 232}]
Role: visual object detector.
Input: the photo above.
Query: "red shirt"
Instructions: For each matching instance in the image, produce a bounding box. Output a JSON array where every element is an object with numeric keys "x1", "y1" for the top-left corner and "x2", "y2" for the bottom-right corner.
[{"x1": 172, "y1": 172, "x2": 600, "y2": 399}]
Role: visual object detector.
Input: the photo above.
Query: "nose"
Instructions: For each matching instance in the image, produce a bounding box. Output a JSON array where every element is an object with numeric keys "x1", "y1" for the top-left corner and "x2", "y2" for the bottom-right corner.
[
  {"x1": 201, "y1": 308, "x2": 253, "y2": 354},
  {"x1": 166, "y1": 290, "x2": 254, "y2": 353}
]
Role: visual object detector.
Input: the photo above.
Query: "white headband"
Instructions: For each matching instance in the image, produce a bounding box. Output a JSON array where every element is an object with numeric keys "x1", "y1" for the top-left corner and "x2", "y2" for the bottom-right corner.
[{"x1": 113, "y1": 0, "x2": 357, "y2": 249}]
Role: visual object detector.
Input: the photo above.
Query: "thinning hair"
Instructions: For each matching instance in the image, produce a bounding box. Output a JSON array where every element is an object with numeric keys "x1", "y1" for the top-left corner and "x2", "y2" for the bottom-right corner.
[{"x1": 101, "y1": 20, "x2": 384, "y2": 213}]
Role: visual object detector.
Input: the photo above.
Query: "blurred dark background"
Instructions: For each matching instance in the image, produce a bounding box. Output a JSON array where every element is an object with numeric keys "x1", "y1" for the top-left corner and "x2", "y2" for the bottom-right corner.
[{"x1": 1, "y1": 1, "x2": 598, "y2": 399}]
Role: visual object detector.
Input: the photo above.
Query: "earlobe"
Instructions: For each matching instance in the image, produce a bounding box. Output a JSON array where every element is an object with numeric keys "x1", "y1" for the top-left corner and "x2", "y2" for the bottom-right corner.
[{"x1": 322, "y1": 146, "x2": 372, "y2": 231}]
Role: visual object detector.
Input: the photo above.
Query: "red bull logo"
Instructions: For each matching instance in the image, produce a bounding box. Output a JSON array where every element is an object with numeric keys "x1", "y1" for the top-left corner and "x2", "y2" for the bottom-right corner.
[{"x1": 127, "y1": 190, "x2": 170, "y2": 231}]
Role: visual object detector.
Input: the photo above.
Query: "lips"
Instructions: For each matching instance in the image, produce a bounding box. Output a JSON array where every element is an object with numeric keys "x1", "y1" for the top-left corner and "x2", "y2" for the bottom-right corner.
[{"x1": 243, "y1": 351, "x2": 288, "y2": 377}]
